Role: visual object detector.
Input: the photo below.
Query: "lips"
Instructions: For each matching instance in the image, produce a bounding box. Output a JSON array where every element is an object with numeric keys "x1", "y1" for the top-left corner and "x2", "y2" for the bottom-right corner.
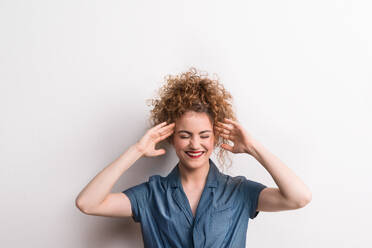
[{"x1": 185, "y1": 151, "x2": 205, "y2": 158}]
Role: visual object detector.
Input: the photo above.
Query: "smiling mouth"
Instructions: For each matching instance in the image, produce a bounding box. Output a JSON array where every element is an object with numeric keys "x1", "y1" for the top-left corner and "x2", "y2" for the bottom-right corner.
[{"x1": 185, "y1": 151, "x2": 205, "y2": 158}]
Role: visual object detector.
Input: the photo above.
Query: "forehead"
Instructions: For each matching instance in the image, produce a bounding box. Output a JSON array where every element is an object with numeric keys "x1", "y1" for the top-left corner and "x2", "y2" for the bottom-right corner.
[{"x1": 175, "y1": 111, "x2": 213, "y2": 130}]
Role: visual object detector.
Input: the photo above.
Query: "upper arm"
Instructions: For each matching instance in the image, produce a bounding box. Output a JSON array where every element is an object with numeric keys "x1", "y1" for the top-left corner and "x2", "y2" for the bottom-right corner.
[
  {"x1": 82, "y1": 193, "x2": 133, "y2": 218},
  {"x1": 256, "y1": 187, "x2": 303, "y2": 212}
]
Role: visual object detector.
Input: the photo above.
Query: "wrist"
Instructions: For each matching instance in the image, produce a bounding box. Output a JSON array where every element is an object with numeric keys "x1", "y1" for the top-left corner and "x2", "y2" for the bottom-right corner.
[
  {"x1": 132, "y1": 143, "x2": 145, "y2": 157},
  {"x1": 244, "y1": 138, "x2": 259, "y2": 157}
]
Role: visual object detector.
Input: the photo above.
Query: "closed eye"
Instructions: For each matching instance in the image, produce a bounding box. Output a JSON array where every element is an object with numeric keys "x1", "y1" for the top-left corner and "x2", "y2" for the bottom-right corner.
[{"x1": 180, "y1": 136, "x2": 210, "y2": 139}]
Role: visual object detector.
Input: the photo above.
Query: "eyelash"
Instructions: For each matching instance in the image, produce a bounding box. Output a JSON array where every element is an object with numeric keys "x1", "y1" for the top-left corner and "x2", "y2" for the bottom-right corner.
[{"x1": 180, "y1": 136, "x2": 209, "y2": 139}]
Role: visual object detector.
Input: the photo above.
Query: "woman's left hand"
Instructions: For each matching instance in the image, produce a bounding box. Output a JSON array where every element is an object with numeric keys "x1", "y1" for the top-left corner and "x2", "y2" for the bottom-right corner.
[{"x1": 215, "y1": 118, "x2": 256, "y2": 155}]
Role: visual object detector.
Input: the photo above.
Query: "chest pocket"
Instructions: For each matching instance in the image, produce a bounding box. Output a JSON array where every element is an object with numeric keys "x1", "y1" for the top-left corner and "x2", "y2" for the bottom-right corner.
[{"x1": 210, "y1": 203, "x2": 234, "y2": 237}]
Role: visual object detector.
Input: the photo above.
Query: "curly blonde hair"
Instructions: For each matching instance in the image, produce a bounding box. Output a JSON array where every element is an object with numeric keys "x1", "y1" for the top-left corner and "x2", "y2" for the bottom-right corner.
[{"x1": 146, "y1": 67, "x2": 237, "y2": 171}]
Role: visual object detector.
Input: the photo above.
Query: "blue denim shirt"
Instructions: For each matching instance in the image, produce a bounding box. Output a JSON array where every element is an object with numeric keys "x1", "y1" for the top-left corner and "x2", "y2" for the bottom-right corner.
[{"x1": 122, "y1": 159, "x2": 267, "y2": 248}]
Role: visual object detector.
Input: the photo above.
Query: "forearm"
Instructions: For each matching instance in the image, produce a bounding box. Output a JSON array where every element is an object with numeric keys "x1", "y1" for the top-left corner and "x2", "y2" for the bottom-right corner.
[
  {"x1": 248, "y1": 138, "x2": 312, "y2": 205},
  {"x1": 75, "y1": 144, "x2": 144, "y2": 211}
]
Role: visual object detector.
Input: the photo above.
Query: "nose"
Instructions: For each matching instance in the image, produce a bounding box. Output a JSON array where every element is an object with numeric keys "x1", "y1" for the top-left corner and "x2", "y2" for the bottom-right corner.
[{"x1": 189, "y1": 136, "x2": 202, "y2": 149}]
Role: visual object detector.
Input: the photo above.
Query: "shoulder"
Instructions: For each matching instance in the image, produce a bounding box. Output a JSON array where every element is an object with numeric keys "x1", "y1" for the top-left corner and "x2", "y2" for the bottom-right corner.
[
  {"x1": 131, "y1": 173, "x2": 174, "y2": 192},
  {"x1": 122, "y1": 174, "x2": 165, "y2": 202},
  {"x1": 218, "y1": 171, "x2": 247, "y2": 189},
  {"x1": 213, "y1": 172, "x2": 247, "y2": 198},
  {"x1": 148, "y1": 174, "x2": 168, "y2": 192},
  {"x1": 218, "y1": 173, "x2": 266, "y2": 194}
]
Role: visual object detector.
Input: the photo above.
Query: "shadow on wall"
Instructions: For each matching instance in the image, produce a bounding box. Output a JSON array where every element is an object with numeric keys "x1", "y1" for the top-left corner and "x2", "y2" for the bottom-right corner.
[
  {"x1": 77, "y1": 153, "x2": 176, "y2": 248},
  {"x1": 80, "y1": 217, "x2": 143, "y2": 248}
]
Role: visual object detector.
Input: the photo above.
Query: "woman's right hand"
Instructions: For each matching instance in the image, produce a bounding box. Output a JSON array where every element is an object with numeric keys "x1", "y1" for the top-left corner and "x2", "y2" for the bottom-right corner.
[{"x1": 135, "y1": 122, "x2": 175, "y2": 157}]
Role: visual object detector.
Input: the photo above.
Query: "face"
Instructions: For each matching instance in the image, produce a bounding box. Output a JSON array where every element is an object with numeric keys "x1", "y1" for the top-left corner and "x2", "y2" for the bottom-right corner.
[{"x1": 172, "y1": 111, "x2": 215, "y2": 170}]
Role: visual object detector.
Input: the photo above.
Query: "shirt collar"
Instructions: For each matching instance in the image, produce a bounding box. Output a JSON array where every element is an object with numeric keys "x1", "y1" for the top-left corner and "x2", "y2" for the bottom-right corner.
[{"x1": 166, "y1": 158, "x2": 219, "y2": 189}]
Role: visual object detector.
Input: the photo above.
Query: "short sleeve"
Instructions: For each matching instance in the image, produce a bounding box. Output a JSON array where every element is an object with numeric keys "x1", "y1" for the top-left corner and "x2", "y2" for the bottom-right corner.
[
  {"x1": 122, "y1": 181, "x2": 149, "y2": 223},
  {"x1": 241, "y1": 177, "x2": 267, "y2": 219}
]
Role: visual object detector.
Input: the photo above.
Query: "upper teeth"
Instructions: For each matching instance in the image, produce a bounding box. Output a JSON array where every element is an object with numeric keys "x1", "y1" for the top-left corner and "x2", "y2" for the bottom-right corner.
[{"x1": 187, "y1": 152, "x2": 203, "y2": 156}]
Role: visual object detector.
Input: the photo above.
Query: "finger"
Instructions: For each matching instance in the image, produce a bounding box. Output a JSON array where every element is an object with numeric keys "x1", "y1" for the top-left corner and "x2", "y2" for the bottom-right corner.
[
  {"x1": 151, "y1": 123, "x2": 174, "y2": 138},
  {"x1": 221, "y1": 143, "x2": 233, "y2": 152},
  {"x1": 216, "y1": 121, "x2": 234, "y2": 131},
  {"x1": 160, "y1": 129, "x2": 174, "y2": 141},
  {"x1": 153, "y1": 148, "x2": 166, "y2": 156},
  {"x1": 158, "y1": 124, "x2": 175, "y2": 137},
  {"x1": 154, "y1": 121, "x2": 168, "y2": 130},
  {"x1": 224, "y1": 118, "x2": 240, "y2": 127},
  {"x1": 218, "y1": 132, "x2": 233, "y2": 141},
  {"x1": 155, "y1": 129, "x2": 174, "y2": 143},
  {"x1": 214, "y1": 126, "x2": 230, "y2": 135},
  {"x1": 160, "y1": 122, "x2": 175, "y2": 132}
]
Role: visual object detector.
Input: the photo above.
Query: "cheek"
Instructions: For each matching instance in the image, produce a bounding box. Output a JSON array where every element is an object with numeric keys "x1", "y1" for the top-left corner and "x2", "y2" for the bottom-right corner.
[
  {"x1": 204, "y1": 138, "x2": 215, "y2": 150},
  {"x1": 173, "y1": 139, "x2": 187, "y2": 150}
]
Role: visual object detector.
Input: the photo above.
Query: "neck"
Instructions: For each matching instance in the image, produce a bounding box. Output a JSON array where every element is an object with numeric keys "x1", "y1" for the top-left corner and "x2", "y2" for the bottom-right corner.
[{"x1": 178, "y1": 160, "x2": 210, "y2": 188}]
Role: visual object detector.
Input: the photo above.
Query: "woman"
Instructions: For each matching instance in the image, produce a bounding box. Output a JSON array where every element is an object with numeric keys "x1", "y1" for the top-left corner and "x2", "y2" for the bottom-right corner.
[{"x1": 75, "y1": 68, "x2": 312, "y2": 247}]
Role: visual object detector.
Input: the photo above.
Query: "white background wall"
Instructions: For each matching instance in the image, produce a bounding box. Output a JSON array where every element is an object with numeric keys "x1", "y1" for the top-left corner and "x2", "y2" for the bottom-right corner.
[{"x1": 1, "y1": 0, "x2": 371, "y2": 247}]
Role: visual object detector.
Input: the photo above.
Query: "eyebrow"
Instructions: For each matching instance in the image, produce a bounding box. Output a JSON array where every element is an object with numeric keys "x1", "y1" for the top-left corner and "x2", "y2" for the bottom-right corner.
[{"x1": 177, "y1": 130, "x2": 212, "y2": 135}]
